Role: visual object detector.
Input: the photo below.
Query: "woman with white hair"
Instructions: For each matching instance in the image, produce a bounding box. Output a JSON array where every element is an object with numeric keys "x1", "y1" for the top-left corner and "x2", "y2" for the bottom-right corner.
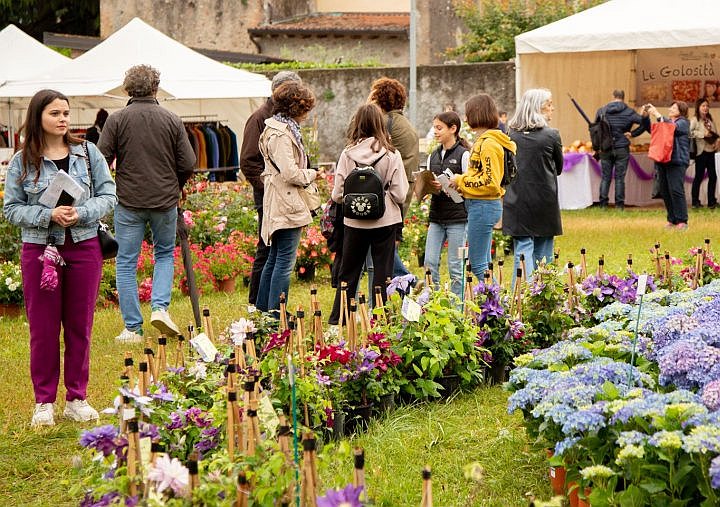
[{"x1": 502, "y1": 88, "x2": 564, "y2": 279}]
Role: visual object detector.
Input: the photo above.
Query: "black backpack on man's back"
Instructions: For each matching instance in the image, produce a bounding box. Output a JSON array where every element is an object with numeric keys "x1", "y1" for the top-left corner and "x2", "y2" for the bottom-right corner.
[
  {"x1": 589, "y1": 108, "x2": 614, "y2": 154},
  {"x1": 342, "y1": 153, "x2": 387, "y2": 220}
]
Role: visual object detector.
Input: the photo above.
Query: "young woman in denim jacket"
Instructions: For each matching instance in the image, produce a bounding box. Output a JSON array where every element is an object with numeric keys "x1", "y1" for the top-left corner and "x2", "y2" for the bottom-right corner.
[{"x1": 3, "y1": 89, "x2": 117, "y2": 427}]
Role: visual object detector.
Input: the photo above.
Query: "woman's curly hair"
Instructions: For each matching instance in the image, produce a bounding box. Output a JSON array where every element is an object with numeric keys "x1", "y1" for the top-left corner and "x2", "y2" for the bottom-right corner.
[
  {"x1": 369, "y1": 77, "x2": 407, "y2": 112},
  {"x1": 272, "y1": 82, "x2": 316, "y2": 118},
  {"x1": 123, "y1": 64, "x2": 160, "y2": 97}
]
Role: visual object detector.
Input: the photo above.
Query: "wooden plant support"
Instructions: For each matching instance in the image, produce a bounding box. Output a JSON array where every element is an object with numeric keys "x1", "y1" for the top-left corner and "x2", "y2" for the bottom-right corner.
[
  {"x1": 227, "y1": 388, "x2": 238, "y2": 461},
  {"x1": 313, "y1": 309, "x2": 324, "y2": 348},
  {"x1": 235, "y1": 470, "x2": 251, "y2": 507},
  {"x1": 373, "y1": 286, "x2": 385, "y2": 323},
  {"x1": 358, "y1": 294, "x2": 371, "y2": 348},
  {"x1": 567, "y1": 262, "x2": 577, "y2": 311},
  {"x1": 487, "y1": 261, "x2": 494, "y2": 283},
  {"x1": 597, "y1": 255, "x2": 605, "y2": 278},
  {"x1": 463, "y1": 265, "x2": 474, "y2": 316},
  {"x1": 353, "y1": 448, "x2": 366, "y2": 502},
  {"x1": 278, "y1": 415, "x2": 292, "y2": 461},
  {"x1": 202, "y1": 306, "x2": 215, "y2": 343},
  {"x1": 519, "y1": 254, "x2": 527, "y2": 282},
  {"x1": 627, "y1": 254, "x2": 633, "y2": 272},
  {"x1": 235, "y1": 343, "x2": 247, "y2": 372},
  {"x1": 497, "y1": 259, "x2": 504, "y2": 288},
  {"x1": 348, "y1": 299, "x2": 358, "y2": 351},
  {"x1": 279, "y1": 294, "x2": 289, "y2": 333},
  {"x1": 692, "y1": 248, "x2": 704, "y2": 289},
  {"x1": 310, "y1": 286, "x2": 320, "y2": 314},
  {"x1": 144, "y1": 343, "x2": 156, "y2": 383},
  {"x1": 126, "y1": 419, "x2": 141, "y2": 497},
  {"x1": 119, "y1": 393, "x2": 131, "y2": 434},
  {"x1": 123, "y1": 352, "x2": 135, "y2": 389},
  {"x1": 420, "y1": 466, "x2": 433, "y2": 507},
  {"x1": 154, "y1": 336, "x2": 167, "y2": 379},
  {"x1": 424, "y1": 269, "x2": 433, "y2": 290},
  {"x1": 705, "y1": 238, "x2": 712, "y2": 256},
  {"x1": 580, "y1": 248, "x2": 588, "y2": 279},
  {"x1": 653, "y1": 243, "x2": 662, "y2": 279},
  {"x1": 510, "y1": 268, "x2": 523, "y2": 320},
  {"x1": 664, "y1": 251, "x2": 672, "y2": 291},
  {"x1": 188, "y1": 452, "x2": 199, "y2": 492},
  {"x1": 300, "y1": 433, "x2": 319, "y2": 507},
  {"x1": 175, "y1": 334, "x2": 185, "y2": 369},
  {"x1": 243, "y1": 380, "x2": 261, "y2": 456},
  {"x1": 138, "y1": 361, "x2": 149, "y2": 396},
  {"x1": 296, "y1": 308, "x2": 307, "y2": 359},
  {"x1": 338, "y1": 282, "x2": 349, "y2": 333}
]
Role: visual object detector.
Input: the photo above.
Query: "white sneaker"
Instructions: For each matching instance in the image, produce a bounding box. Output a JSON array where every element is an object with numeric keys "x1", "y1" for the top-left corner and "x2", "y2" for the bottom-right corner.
[
  {"x1": 151, "y1": 309, "x2": 180, "y2": 336},
  {"x1": 31, "y1": 403, "x2": 55, "y2": 427},
  {"x1": 116, "y1": 328, "x2": 144, "y2": 343},
  {"x1": 64, "y1": 399, "x2": 99, "y2": 422}
]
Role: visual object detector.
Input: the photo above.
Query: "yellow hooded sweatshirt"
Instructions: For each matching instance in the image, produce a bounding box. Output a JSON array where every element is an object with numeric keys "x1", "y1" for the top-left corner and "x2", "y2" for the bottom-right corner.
[{"x1": 455, "y1": 129, "x2": 516, "y2": 200}]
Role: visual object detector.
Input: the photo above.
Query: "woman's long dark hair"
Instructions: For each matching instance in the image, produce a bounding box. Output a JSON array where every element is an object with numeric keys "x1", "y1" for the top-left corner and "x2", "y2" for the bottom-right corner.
[
  {"x1": 346, "y1": 103, "x2": 395, "y2": 152},
  {"x1": 695, "y1": 97, "x2": 714, "y2": 122},
  {"x1": 19, "y1": 89, "x2": 81, "y2": 183},
  {"x1": 433, "y1": 111, "x2": 471, "y2": 149}
]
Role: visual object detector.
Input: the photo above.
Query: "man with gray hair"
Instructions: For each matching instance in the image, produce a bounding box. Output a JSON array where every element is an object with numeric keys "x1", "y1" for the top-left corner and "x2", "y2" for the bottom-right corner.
[
  {"x1": 98, "y1": 64, "x2": 196, "y2": 343},
  {"x1": 240, "y1": 70, "x2": 302, "y2": 305}
]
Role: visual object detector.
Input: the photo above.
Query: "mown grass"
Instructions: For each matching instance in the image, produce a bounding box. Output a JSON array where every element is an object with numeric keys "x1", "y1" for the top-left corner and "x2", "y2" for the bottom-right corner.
[{"x1": 0, "y1": 207, "x2": 716, "y2": 506}]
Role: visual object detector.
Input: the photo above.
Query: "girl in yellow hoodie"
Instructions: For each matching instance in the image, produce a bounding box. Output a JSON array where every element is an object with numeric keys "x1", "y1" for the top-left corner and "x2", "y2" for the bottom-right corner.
[{"x1": 452, "y1": 93, "x2": 516, "y2": 281}]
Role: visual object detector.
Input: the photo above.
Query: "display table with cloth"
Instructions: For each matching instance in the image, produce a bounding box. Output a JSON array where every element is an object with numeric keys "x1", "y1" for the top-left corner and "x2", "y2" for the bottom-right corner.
[{"x1": 559, "y1": 152, "x2": 719, "y2": 209}]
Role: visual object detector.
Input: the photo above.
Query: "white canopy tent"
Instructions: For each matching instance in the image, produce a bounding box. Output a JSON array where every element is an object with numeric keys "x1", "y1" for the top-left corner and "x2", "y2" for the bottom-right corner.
[
  {"x1": 0, "y1": 18, "x2": 271, "y2": 145},
  {"x1": 0, "y1": 24, "x2": 71, "y2": 140},
  {"x1": 514, "y1": 0, "x2": 720, "y2": 143}
]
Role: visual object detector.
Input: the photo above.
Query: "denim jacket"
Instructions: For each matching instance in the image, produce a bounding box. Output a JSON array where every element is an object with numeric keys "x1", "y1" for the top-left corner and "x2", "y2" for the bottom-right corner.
[{"x1": 3, "y1": 142, "x2": 117, "y2": 245}]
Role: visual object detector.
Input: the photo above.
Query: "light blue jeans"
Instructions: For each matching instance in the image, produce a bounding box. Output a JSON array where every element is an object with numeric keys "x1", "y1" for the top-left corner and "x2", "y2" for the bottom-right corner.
[
  {"x1": 115, "y1": 204, "x2": 177, "y2": 332},
  {"x1": 512, "y1": 236, "x2": 554, "y2": 283},
  {"x1": 256, "y1": 227, "x2": 302, "y2": 315},
  {"x1": 424, "y1": 221, "x2": 467, "y2": 297},
  {"x1": 465, "y1": 199, "x2": 502, "y2": 281}
]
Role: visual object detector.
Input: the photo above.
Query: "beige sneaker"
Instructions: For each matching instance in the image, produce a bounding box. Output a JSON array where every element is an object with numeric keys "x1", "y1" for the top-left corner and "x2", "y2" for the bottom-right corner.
[
  {"x1": 116, "y1": 328, "x2": 143, "y2": 343},
  {"x1": 151, "y1": 309, "x2": 180, "y2": 336},
  {"x1": 31, "y1": 403, "x2": 55, "y2": 427},
  {"x1": 64, "y1": 399, "x2": 99, "y2": 422}
]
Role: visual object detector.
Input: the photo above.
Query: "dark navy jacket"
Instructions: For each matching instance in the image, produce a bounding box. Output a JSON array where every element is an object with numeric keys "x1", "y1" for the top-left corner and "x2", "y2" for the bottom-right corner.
[
  {"x1": 596, "y1": 101, "x2": 650, "y2": 149},
  {"x1": 428, "y1": 140, "x2": 468, "y2": 224}
]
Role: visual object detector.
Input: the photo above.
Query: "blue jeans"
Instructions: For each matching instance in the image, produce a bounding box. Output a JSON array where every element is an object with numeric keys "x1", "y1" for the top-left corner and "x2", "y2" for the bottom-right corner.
[
  {"x1": 465, "y1": 199, "x2": 502, "y2": 281},
  {"x1": 599, "y1": 147, "x2": 630, "y2": 206},
  {"x1": 424, "y1": 221, "x2": 467, "y2": 297},
  {"x1": 512, "y1": 236, "x2": 554, "y2": 284},
  {"x1": 256, "y1": 227, "x2": 302, "y2": 315},
  {"x1": 657, "y1": 163, "x2": 689, "y2": 224},
  {"x1": 115, "y1": 204, "x2": 177, "y2": 331}
]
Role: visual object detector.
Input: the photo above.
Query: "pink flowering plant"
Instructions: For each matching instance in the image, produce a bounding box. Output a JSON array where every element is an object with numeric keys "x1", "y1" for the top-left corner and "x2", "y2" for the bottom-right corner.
[{"x1": 296, "y1": 224, "x2": 333, "y2": 276}]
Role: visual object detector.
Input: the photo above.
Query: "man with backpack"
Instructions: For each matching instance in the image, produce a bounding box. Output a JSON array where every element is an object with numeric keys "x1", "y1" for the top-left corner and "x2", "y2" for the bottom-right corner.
[{"x1": 596, "y1": 89, "x2": 650, "y2": 210}]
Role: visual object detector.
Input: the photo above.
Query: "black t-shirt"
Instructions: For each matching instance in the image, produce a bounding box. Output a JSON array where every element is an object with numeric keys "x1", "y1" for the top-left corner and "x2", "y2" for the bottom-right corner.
[{"x1": 53, "y1": 154, "x2": 70, "y2": 172}]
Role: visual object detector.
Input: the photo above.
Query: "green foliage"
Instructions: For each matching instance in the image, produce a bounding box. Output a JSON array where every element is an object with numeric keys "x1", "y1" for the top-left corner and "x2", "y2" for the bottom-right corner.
[
  {"x1": 0, "y1": 212, "x2": 21, "y2": 262},
  {"x1": 448, "y1": 0, "x2": 605, "y2": 62},
  {"x1": 230, "y1": 60, "x2": 382, "y2": 73},
  {"x1": 0, "y1": 0, "x2": 99, "y2": 40}
]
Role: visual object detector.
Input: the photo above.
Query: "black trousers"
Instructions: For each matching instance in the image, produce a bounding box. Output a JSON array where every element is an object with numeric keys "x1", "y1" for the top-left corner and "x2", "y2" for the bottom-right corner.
[
  {"x1": 248, "y1": 187, "x2": 270, "y2": 305},
  {"x1": 328, "y1": 224, "x2": 396, "y2": 325}
]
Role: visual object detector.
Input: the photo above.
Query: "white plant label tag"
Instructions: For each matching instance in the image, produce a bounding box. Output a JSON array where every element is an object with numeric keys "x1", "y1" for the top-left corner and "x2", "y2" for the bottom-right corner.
[
  {"x1": 139, "y1": 437, "x2": 152, "y2": 471},
  {"x1": 122, "y1": 408, "x2": 136, "y2": 421},
  {"x1": 190, "y1": 332, "x2": 218, "y2": 362},
  {"x1": 402, "y1": 296, "x2": 422, "y2": 322},
  {"x1": 636, "y1": 274, "x2": 648, "y2": 297}
]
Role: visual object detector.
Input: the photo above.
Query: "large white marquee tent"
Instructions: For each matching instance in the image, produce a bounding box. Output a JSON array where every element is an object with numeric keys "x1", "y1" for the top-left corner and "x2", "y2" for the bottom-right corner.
[
  {"x1": 0, "y1": 18, "x2": 271, "y2": 144},
  {"x1": 515, "y1": 0, "x2": 720, "y2": 143}
]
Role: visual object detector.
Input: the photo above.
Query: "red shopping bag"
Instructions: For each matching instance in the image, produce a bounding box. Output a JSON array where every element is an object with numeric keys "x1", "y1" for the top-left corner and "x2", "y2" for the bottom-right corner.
[{"x1": 648, "y1": 121, "x2": 676, "y2": 163}]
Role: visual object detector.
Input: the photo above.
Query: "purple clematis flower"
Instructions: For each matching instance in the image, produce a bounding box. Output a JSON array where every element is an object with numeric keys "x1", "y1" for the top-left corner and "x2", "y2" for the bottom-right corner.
[{"x1": 317, "y1": 484, "x2": 364, "y2": 507}]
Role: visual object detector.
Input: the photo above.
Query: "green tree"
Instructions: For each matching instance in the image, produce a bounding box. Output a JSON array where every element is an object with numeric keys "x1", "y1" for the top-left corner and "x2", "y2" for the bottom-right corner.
[
  {"x1": 0, "y1": 0, "x2": 99, "y2": 41},
  {"x1": 447, "y1": 0, "x2": 605, "y2": 62}
]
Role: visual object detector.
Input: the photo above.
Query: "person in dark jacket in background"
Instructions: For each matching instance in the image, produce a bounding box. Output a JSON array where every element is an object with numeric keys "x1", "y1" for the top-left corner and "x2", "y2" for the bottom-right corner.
[
  {"x1": 85, "y1": 109, "x2": 108, "y2": 145},
  {"x1": 646, "y1": 101, "x2": 691, "y2": 230},
  {"x1": 240, "y1": 71, "x2": 301, "y2": 306},
  {"x1": 503, "y1": 88, "x2": 564, "y2": 281},
  {"x1": 596, "y1": 89, "x2": 650, "y2": 210},
  {"x1": 98, "y1": 65, "x2": 196, "y2": 343}
]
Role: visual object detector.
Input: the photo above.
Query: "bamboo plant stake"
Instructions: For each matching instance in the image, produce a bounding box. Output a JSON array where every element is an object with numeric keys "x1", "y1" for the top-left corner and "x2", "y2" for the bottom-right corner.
[
  {"x1": 519, "y1": 254, "x2": 527, "y2": 282},
  {"x1": 664, "y1": 252, "x2": 672, "y2": 291},
  {"x1": 310, "y1": 286, "x2": 320, "y2": 314},
  {"x1": 627, "y1": 254, "x2": 633, "y2": 273},
  {"x1": 420, "y1": 466, "x2": 433, "y2": 507},
  {"x1": 497, "y1": 258, "x2": 504, "y2": 289},
  {"x1": 235, "y1": 470, "x2": 251, "y2": 507},
  {"x1": 235, "y1": 343, "x2": 247, "y2": 372},
  {"x1": 188, "y1": 452, "x2": 199, "y2": 492},
  {"x1": 279, "y1": 293, "x2": 289, "y2": 333},
  {"x1": 244, "y1": 331, "x2": 258, "y2": 367},
  {"x1": 567, "y1": 262, "x2": 577, "y2": 311},
  {"x1": 598, "y1": 255, "x2": 605, "y2": 277},
  {"x1": 144, "y1": 343, "x2": 156, "y2": 383},
  {"x1": 510, "y1": 268, "x2": 523, "y2": 320},
  {"x1": 296, "y1": 308, "x2": 306, "y2": 359},
  {"x1": 138, "y1": 362, "x2": 149, "y2": 396},
  {"x1": 175, "y1": 334, "x2": 185, "y2": 369},
  {"x1": 123, "y1": 353, "x2": 135, "y2": 390},
  {"x1": 313, "y1": 309, "x2": 324, "y2": 348},
  {"x1": 156, "y1": 336, "x2": 167, "y2": 379},
  {"x1": 463, "y1": 264, "x2": 474, "y2": 316},
  {"x1": 487, "y1": 261, "x2": 494, "y2": 282},
  {"x1": 227, "y1": 388, "x2": 237, "y2": 461},
  {"x1": 353, "y1": 448, "x2": 366, "y2": 503},
  {"x1": 654, "y1": 243, "x2": 662, "y2": 279},
  {"x1": 126, "y1": 419, "x2": 140, "y2": 497},
  {"x1": 119, "y1": 393, "x2": 131, "y2": 435},
  {"x1": 338, "y1": 282, "x2": 349, "y2": 334},
  {"x1": 424, "y1": 269, "x2": 433, "y2": 289},
  {"x1": 580, "y1": 248, "x2": 588, "y2": 279},
  {"x1": 373, "y1": 286, "x2": 385, "y2": 323},
  {"x1": 300, "y1": 433, "x2": 319, "y2": 507},
  {"x1": 278, "y1": 415, "x2": 292, "y2": 461},
  {"x1": 693, "y1": 248, "x2": 703, "y2": 289},
  {"x1": 202, "y1": 306, "x2": 215, "y2": 343},
  {"x1": 358, "y1": 294, "x2": 371, "y2": 348},
  {"x1": 348, "y1": 299, "x2": 358, "y2": 351},
  {"x1": 705, "y1": 238, "x2": 712, "y2": 256}
]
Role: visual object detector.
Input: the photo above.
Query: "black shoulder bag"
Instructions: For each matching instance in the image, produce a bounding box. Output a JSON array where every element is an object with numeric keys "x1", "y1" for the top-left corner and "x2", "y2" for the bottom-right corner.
[{"x1": 82, "y1": 142, "x2": 118, "y2": 260}]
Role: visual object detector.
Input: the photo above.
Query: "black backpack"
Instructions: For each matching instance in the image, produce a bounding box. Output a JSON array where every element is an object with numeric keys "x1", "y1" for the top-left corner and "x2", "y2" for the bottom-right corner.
[
  {"x1": 342, "y1": 153, "x2": 387, "y2": 220},
  {"x1": 501, "y1": 146, "x2": 517, "y2": 187},
  {"x1": 589, "y1": 108, "x2": 614, "y2": 153}
]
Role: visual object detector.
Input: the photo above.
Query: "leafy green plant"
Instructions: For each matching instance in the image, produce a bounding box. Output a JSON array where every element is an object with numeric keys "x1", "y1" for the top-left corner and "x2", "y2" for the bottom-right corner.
[
  {"x1": 0, "y1": 261, "x2": 22, "y2": 304},
  {"x1": 0, "y1": 212, "x2": 21, "y2": 262}
]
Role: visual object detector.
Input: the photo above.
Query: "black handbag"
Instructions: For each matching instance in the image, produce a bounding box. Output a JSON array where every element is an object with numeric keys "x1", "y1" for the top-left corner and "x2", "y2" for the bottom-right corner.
[{"x1": 83, "y1": 142, "x2": 118, "y2": 260}]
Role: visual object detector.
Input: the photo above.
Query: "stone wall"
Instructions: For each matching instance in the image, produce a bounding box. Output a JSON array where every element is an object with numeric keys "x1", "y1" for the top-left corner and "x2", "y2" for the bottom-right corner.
[
  {"x1": 285, "y1": 62, "x2": 515, "y2": 161},
  {"x1": 257, "y1": 36, "x2": 409, "y2": 67}
]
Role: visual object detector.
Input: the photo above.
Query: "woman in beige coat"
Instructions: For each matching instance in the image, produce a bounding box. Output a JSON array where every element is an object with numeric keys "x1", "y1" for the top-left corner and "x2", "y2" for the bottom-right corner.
[{"x1": 257, "y1": 82, "x2": 318, "y2": 316}]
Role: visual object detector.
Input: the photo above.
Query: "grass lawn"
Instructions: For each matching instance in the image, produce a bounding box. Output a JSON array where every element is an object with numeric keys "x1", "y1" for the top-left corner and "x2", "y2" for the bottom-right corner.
[{"x1": 0, "y1": 207, "x2": 716, "y2": 506}]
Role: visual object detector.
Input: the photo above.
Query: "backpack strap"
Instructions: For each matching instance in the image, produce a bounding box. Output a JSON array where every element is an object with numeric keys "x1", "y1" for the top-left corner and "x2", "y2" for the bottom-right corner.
[
  {"x1": 82, "y1": 141, "x2": 94, "y2": 197},
  {"x1": 348, "y1": 152, "x2": 389, "y2": 189}
]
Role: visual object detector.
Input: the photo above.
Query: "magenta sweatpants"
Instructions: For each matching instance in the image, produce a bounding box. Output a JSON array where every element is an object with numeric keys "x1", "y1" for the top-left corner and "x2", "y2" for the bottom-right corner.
[{"x1": 21, "y1": 237, "x2": 102, "y2": 403}]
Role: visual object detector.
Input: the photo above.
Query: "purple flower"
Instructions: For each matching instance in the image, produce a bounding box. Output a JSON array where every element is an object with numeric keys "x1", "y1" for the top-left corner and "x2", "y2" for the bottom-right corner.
[
  {"x1": 386, "y1": 273, "x2": 417, "y2": 297},
  {"x1": 710, "y1": 455, "x2": 720, "y2": 489},
  {"x1": 185, "y1": 407, "x2": 212, "y2": 428},
  {"x1": 317, "y1": 484, "x2": 364, "y2": 507},
  {"x1": 79, "y1": 425, "x2": 119, "y2": 457},
  {"x1": 150, "y1": 383, "x2": 175, "y2": 402},
  {"x1": 316, "y1": 372, "x2": 332, "y2": 386},
  {"x1": 147, "y1": 454, "x2": 189, "y2": 497},
  {"x1": 194, "y1": 426, "x2": 220, "y2": 455},
  {"x1": 702, "y1": 380, "x2": 720, "y2": 412},
  {"x1": 167, "y1": 411, "x2": 184, "y2": 430}
]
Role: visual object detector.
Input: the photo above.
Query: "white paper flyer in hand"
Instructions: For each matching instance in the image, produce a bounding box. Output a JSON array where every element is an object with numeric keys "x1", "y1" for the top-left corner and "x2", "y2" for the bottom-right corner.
[
  {"x1": 38, "y1": 170, "x2": 85, "y2": 208},
  {"x1": 436, "y1": 173, "x2": 464, "y2": 203}
]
